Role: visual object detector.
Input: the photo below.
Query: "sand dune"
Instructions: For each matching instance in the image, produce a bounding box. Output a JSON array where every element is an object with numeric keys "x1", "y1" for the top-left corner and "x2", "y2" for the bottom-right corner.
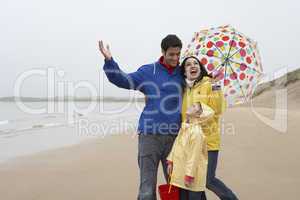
[{"x1": 250, "y1": 68, "x2": 300, "y2": 109}]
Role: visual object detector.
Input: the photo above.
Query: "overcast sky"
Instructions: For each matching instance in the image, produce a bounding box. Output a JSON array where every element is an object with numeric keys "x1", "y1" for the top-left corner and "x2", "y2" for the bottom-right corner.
[{"x1": 0, "y1": 0, "x2": 299, "y2": 98}]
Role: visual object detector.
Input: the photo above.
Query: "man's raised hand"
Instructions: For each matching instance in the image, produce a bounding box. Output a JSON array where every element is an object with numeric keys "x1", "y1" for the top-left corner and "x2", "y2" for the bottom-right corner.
[{"x1": 98, "y1": 40, "x2": 112, "y2": 60}]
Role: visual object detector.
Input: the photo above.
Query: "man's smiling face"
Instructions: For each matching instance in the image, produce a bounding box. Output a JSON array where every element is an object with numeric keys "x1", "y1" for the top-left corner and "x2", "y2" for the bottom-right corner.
[{"x1": 162, "y1": 47, "x2": 181, "y2": 68}]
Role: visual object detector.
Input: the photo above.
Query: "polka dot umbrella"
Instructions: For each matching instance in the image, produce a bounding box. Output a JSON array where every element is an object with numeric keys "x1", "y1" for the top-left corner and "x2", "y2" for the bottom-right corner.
[{"x1": 182, "y1": 25, "x2": 263, "y2": 106}]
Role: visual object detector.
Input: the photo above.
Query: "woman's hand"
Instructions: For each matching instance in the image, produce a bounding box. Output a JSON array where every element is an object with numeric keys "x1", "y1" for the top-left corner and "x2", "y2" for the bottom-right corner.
[{"x1": 98, "y1": 40, "x2": 112, "y2": 60}]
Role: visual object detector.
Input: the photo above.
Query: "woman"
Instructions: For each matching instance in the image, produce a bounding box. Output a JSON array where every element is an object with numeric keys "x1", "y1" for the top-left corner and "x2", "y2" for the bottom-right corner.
[
  {"x1": 168, "y1": 56, "x2": 239, "y2": 200},
  {"x1": 166, "y1": 55, "x2": 215, "y2": 200}
]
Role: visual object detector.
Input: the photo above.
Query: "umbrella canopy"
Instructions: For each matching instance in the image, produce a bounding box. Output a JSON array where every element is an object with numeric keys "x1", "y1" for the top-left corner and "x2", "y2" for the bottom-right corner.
[{"x1": 183, "y1": 25, "x2": 263, "y2": 106}]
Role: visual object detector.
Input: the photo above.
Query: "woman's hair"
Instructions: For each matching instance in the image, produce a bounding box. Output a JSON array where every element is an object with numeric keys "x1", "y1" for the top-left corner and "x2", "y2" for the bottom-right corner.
[{"x1": 181, "y1": 56, "x2": 212, "y2": 84}]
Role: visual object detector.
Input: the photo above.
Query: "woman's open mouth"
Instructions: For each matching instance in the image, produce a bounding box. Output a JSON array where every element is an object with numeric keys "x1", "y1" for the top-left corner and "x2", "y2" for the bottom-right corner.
[{"x1": 190, "y1": 69, "x2": 198, "y2": 76}]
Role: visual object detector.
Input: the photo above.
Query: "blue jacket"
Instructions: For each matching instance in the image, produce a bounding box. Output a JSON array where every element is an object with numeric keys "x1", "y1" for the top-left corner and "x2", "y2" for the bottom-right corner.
[{"x1": 103, "y1": 58, "x2": 184, "y2": 135}]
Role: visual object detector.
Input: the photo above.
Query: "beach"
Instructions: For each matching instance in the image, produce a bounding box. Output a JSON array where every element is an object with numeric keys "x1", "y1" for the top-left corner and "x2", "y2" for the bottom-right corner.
[{"x1": 0, "y1": 81, "x2": 299, "y2": 200}]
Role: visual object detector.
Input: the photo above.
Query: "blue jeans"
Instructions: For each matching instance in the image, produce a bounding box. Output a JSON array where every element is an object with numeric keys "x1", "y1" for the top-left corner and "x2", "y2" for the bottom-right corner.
[
  {"x1": 137, "y1": 134, "x2": 177, "y2": 200},
  {"x1": 207, "y1": 151, "x2": 239, "y2": 200},
  {"x1": 179, "y1": 188, "x2": 207, "y2": 200}
]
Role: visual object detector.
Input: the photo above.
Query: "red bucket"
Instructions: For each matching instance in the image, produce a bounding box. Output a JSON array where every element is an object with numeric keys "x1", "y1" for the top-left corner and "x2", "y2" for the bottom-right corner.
[{"x1": 158, "y1": 183, "x2": 179, "y2": 200}]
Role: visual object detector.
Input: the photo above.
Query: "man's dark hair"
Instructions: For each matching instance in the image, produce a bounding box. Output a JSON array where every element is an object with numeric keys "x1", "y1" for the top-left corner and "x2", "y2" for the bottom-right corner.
[{"x1": 161, "y1": 34, "x2": 182, "y2": 52}]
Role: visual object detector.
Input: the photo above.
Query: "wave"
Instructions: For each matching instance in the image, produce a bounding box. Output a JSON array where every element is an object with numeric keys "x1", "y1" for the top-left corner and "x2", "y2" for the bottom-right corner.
[{"x1": 0, "y1": 113, "x2": 138, "y2": 139}]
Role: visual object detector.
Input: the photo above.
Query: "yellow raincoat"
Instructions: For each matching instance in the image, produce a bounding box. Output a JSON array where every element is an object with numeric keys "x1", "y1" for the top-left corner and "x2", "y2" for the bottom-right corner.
[
  {"x1": 167, "y1": 103, "x2": 214, "y2": 192},
  {"x1": 181, "y1": 76, "x2": 226, "y2": 151}
]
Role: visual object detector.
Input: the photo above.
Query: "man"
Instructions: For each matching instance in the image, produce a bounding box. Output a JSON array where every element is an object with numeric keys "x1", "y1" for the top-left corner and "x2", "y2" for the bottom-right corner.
[{"x1": 98, "y1": 35, "x2": 183, "y2": 200}]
